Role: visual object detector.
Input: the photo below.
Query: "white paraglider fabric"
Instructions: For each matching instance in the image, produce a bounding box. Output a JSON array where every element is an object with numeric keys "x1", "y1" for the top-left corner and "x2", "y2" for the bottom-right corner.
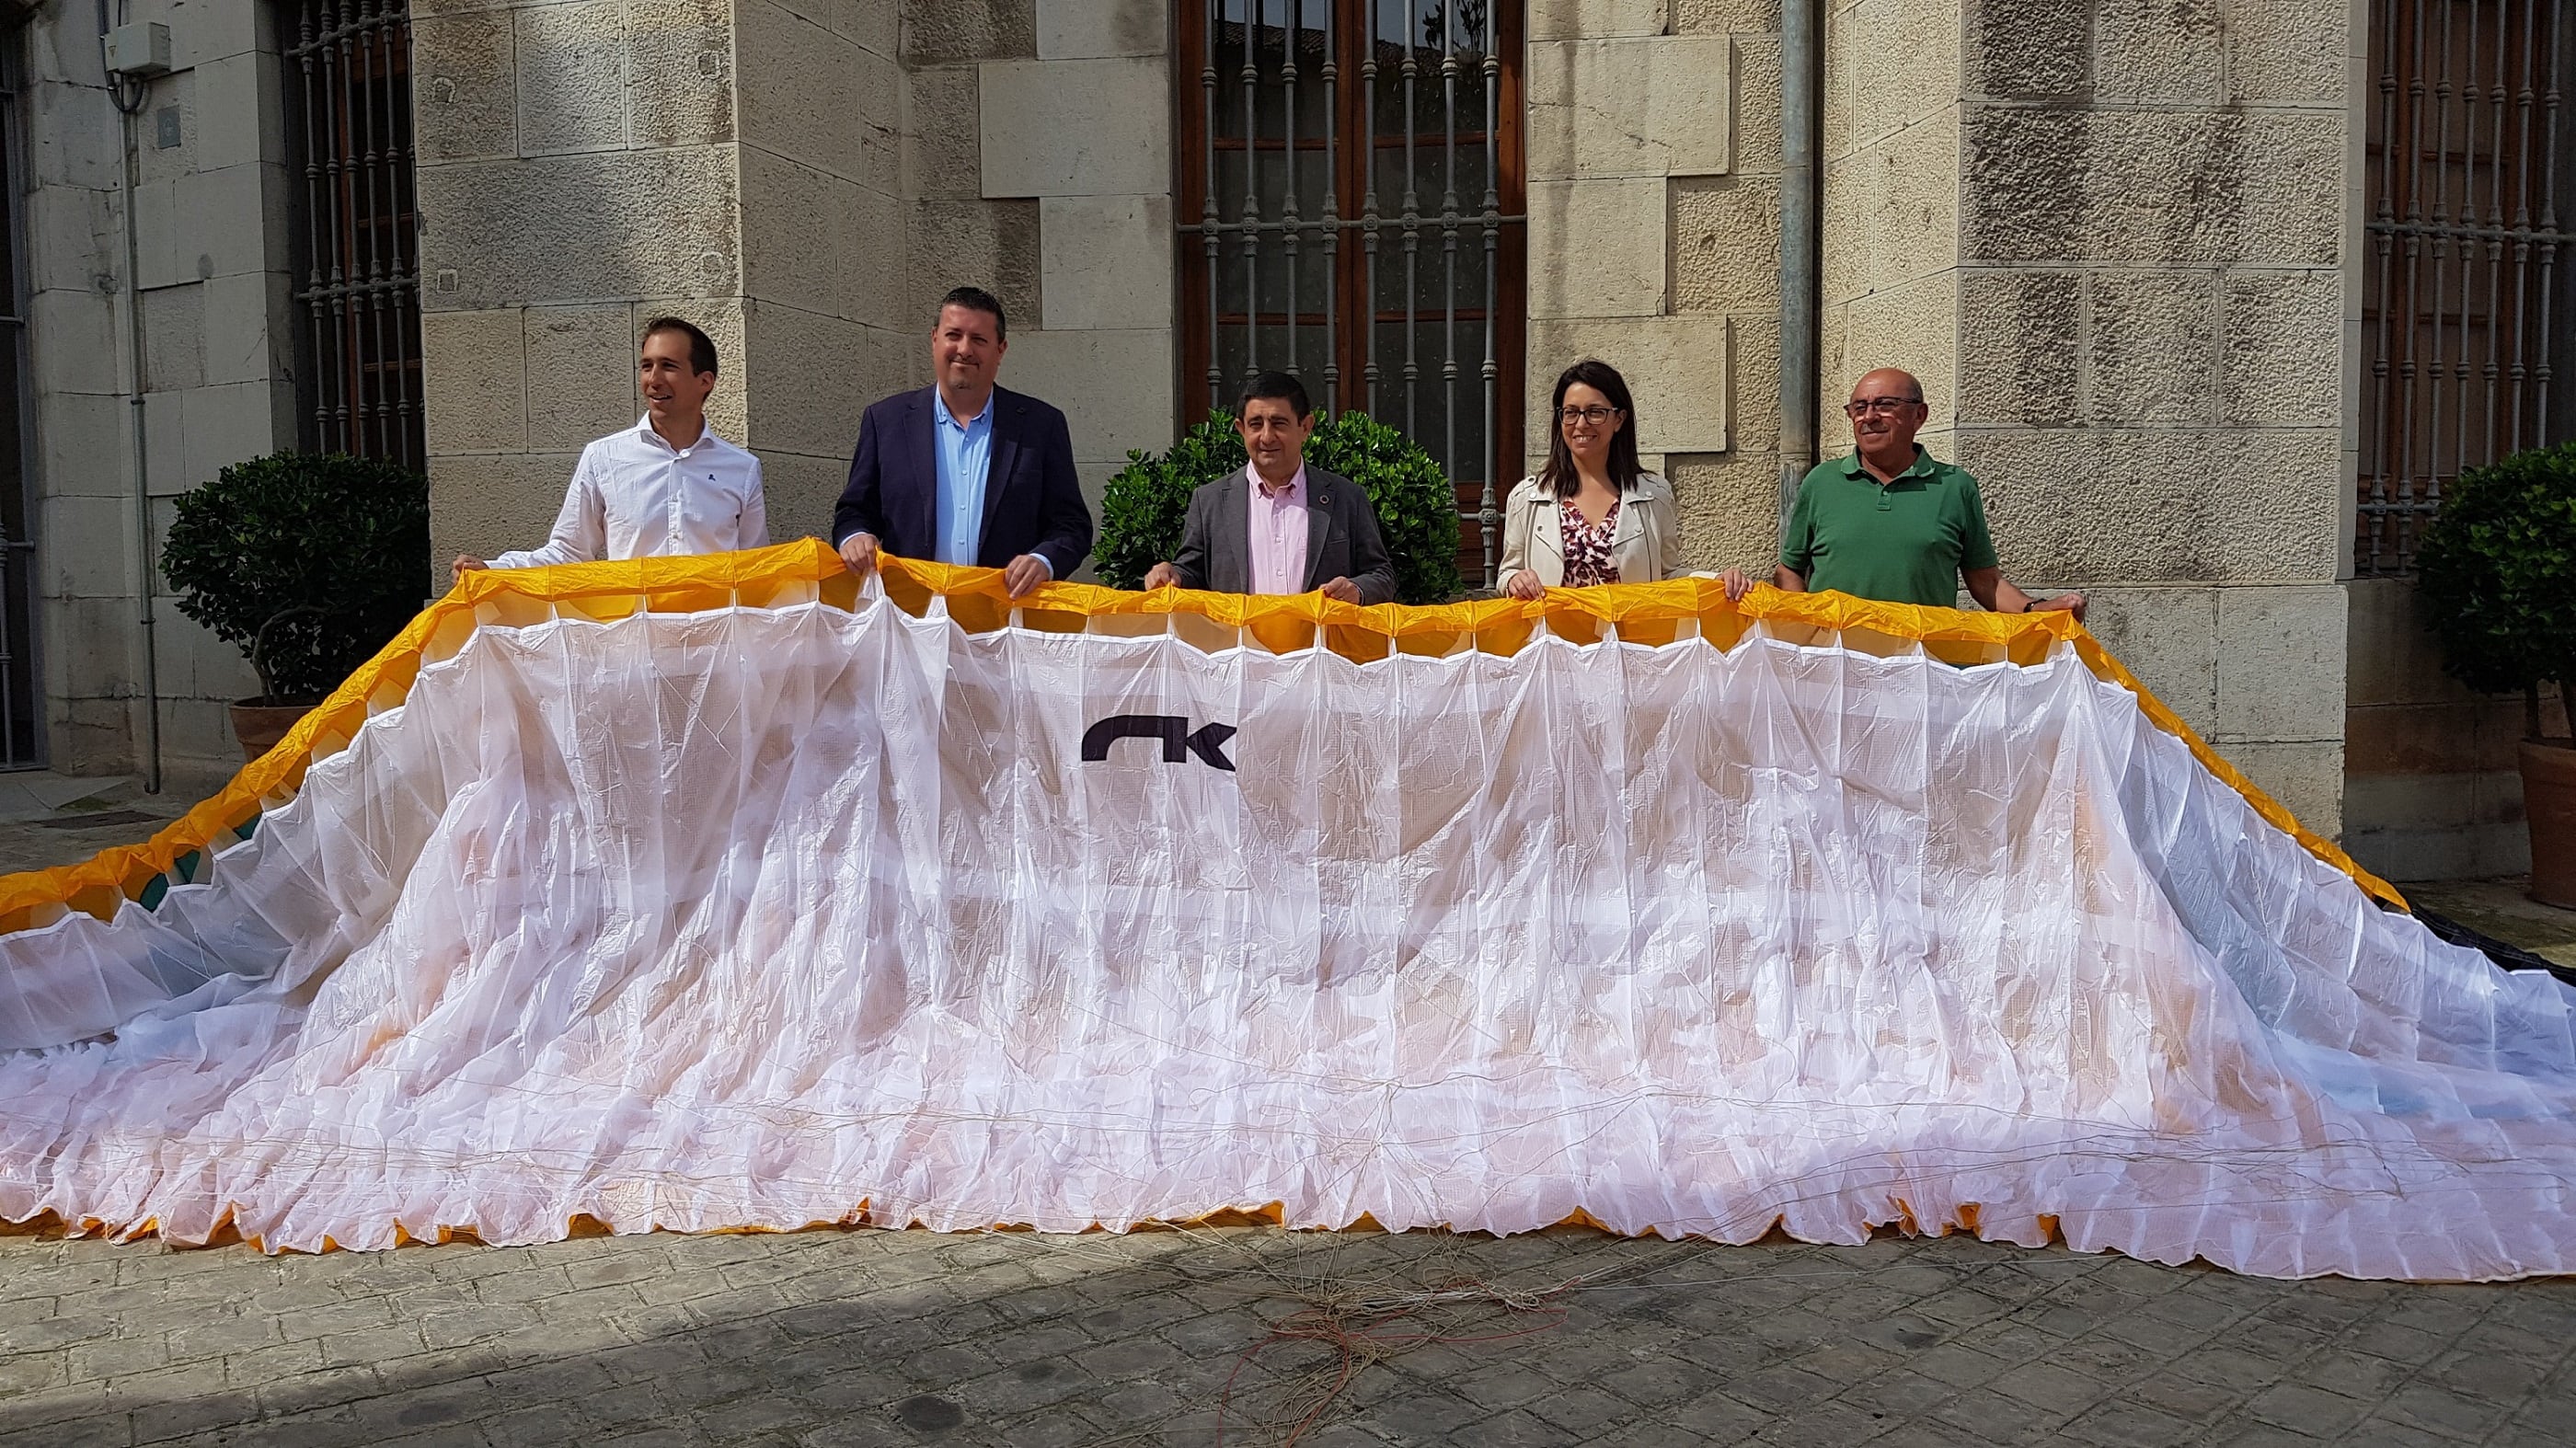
[{"x1": 0, "y1": 593, "x2": 2570, "y2": 1278}]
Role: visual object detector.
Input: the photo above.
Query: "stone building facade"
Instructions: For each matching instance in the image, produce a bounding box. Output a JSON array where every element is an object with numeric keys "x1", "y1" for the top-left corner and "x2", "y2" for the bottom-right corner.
[
  {"x1": 3, "y1": 0, "x2": 2566, "y2": 878},
  {"x1": 8, "y1": 2, "x2": 302, "y2": 787},
  {"x1": 1822, "y1": 0, "x2": 2362, "y2": 836}
]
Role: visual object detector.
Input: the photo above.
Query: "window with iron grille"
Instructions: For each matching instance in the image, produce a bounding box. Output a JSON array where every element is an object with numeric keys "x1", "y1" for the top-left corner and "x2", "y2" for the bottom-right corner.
[
  {"x1": 285, "y1": 1, "x2": 423, "y2": 469},
  {"x1": 0, "y1": 40, "x2": 39, "y2": 768},
  {"x1": 2359, "y1": 0, "x2": 2568, "y2": 575},
  {"x1": 1179, "y1": 0, "x2": 1526, "y2": 587}
]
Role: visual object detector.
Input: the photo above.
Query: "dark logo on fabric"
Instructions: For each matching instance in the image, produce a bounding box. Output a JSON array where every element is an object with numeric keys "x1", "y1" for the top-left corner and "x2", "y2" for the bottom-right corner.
[{"x1": 1081, "y1": 715, "x2": 1237, "y2": 772}]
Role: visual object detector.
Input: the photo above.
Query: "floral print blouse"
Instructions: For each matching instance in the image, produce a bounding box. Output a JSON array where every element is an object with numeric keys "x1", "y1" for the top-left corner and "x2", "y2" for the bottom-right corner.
[{"x1": 1559, "y1": 497, "x2": 1622, "y2": 587}]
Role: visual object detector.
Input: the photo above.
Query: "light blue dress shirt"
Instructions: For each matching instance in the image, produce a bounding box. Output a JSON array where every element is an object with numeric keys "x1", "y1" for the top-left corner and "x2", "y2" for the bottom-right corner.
[{"x1": 933, "y1": 396, "x2": 995, "y2": 567}]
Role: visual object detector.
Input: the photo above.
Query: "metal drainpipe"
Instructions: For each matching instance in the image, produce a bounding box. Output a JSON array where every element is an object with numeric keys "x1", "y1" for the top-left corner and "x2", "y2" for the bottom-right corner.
[
  {"x1": 103, "y1": 5, "x2": 160, "y2": 792},
  {"x1": 1777, "y1": 0, "x2": 1823, "y2": 535}
]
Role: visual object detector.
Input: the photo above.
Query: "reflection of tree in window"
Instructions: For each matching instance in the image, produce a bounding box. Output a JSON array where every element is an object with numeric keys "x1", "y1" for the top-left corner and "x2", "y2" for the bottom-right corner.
[
  {"x1": 1422, "y1": 0, "x2": 1486, "y2": 48},
  {"x1": 1179, "y1": 0, "x2": 1526, "y2": 586}
]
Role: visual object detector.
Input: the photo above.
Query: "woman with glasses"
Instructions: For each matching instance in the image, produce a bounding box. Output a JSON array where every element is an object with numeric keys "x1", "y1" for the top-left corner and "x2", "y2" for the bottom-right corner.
[{"x1": 1498, "y1": 360, "x2": 1682, "y2": 600}]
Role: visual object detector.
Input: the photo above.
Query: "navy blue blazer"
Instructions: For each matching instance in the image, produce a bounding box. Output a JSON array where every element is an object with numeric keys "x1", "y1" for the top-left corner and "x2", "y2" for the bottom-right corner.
[{"x1": 831, "y1": 385, "x2": 1095, "y2": 579}]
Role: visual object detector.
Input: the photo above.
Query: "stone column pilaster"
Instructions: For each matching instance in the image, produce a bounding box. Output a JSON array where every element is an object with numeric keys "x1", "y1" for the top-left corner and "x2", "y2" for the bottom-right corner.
[
  {"x1": 974, "y1": 0, "x2": 1177, "y2": 560},
  {"x1": 412, "y1": 0, "x2": 913, "y2": 566},
  {"x1": 1525, "y1": 0, "x2": 1786, "y2": 575},
  {"x1": 1822, "y1": 0, "x2": 2356, "y2": 833},
  {"x1": 415, "y1": 0, "x2": 1174, "y2": 583}
]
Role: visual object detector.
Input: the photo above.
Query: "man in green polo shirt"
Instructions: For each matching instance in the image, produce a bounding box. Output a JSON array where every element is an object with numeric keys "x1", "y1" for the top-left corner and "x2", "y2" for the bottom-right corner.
[{"x1": 1723, "y1": 368, "x2": 2086, "y2": 620}]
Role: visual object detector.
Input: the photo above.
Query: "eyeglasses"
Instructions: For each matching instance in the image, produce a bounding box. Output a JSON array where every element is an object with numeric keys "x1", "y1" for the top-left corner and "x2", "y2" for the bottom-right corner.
[
  {"x1": 1845, "y1": 397, "x2": 1923, "y2": 417},
  {"x1": 1559, "y1": 405, "x2": 1621, "y2": 424}
]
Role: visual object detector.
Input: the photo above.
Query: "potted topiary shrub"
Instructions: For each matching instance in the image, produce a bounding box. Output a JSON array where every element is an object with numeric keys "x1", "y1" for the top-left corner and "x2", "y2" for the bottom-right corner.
[
  {"x1": 1096, "y1": 410, "x2": 1464, "y2": 605},
  {"x1": 2413, "y1": 442, "x2": 2576, "y2": 906},
  {"x1": 160, "y1": 452, "x2": 431, "y2": 761}
]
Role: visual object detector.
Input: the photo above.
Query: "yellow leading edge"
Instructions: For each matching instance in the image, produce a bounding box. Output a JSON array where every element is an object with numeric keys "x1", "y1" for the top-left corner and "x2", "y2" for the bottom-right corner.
[{"x1": 0, "y1": 540, "x2": 2403, "y2": 934}]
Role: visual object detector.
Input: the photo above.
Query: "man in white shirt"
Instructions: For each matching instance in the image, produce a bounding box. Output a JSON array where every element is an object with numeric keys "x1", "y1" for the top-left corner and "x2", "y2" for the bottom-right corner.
[{"x1": 451, "y1": 317, "x2": 768, "y2": 582}]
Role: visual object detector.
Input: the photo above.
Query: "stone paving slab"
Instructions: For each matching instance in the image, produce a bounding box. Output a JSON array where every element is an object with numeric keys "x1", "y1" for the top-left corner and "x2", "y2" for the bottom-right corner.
[
  {"x1": 0, "y1": 775, "x2": 187, "y2": 879},
  {"x1": 0, "y1": 1224, "x2": 2568, "y2": 1447},
  {"x1": 2405, "y1": 878, "x2": 2576, "y2": 969},
  {"x1": 0, "y1": 774, "x2": 130, "y2": 825}
]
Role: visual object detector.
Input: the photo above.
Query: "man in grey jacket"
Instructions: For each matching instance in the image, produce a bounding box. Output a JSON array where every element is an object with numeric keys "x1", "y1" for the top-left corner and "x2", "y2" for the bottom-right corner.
[{"x1": 1143, "y1": 372, "x2": 1397, "y2": 605}]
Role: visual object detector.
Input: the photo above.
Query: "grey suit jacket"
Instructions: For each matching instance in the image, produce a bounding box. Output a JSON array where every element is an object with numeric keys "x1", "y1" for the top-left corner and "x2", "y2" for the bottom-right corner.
[{"x1": 1168, "y1": 465, "x2": 1398, "y2": 605}]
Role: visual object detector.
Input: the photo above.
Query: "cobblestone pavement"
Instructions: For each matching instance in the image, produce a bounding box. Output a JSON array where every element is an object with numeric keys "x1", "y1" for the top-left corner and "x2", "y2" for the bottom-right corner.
[
  {"x1": 0, "y1": 1224, "x2": 2568, "y2": 1447},
  {"x1": 2, "y1": 791, "x2": 2574, "y2": 1446}
]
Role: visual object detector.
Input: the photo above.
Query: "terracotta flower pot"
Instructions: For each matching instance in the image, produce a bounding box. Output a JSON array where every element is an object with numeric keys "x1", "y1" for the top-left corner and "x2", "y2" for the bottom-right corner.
[
  {"x1": 2522, "y1": 738, "x2": 2576, "y2": 909},
  {"x1": 229, "y1": 698, "x2": 314, "y2": 764}
]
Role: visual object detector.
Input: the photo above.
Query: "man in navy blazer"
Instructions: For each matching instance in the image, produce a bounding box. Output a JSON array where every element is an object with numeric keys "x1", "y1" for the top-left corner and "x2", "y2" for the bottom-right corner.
[{"x1": 832, "y1": 286, "x2": 1093, "y2": 596}]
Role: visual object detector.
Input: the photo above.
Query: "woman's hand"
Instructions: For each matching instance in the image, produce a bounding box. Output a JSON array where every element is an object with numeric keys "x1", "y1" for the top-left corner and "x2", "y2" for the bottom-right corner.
[
  {"x1": 1719, "y1": 567, "x2": 1755, "y2": 603},
  {"x1": 1502, "y1": 569, "x2": 1545, "y2": 602}
]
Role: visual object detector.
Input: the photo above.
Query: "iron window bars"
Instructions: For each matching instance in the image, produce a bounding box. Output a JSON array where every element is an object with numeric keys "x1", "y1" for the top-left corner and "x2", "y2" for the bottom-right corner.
[
  {"x1": 1179, "y1": 0, "x2": 1527, "y2": 587},
  {"x1": 0, "y1": 43, "x2": 36, "y2": 767},
  {"x1": 286, "y1": 1, "x2": 424, "y2": 470},
  {"x1": 2360, "y1": 0, "x2": 2568, "y2": 575}
]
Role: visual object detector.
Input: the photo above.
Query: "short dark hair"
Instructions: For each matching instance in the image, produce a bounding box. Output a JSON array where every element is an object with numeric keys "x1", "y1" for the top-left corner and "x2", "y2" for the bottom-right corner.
[
  {"x1": 936, "y1": 285, "x2": 1007, "y2": 339},
  {"x1": 641, "y1": 316, "x2": 719, "y2": 376},
  {"x1": 1238, "y1": 370, "x2": 1313, "y2": 420}
]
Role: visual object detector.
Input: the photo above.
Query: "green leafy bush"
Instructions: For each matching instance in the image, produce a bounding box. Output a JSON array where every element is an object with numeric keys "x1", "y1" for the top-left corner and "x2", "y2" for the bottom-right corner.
[
  {"x1": 1095, "y1": 411, "x2": 1465, "y2": 605},
  {"x1": 161, "y1": 452, "x2": 431, "y2": 704},
  {"x1": 2413, "y1": 441, "x2": 2576, "y2": 741},
  {"x1": 1309, "y1": 411, "x2": 1467, "y2": 607},
  {"x1": 1094, "y1": 413, "x2": 1248, "y2": 593}
]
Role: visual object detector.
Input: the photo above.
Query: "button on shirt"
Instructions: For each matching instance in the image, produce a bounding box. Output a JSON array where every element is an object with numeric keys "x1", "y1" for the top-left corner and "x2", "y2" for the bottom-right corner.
[
  {"x1": 1779, "y1": 447, "x2": 1998, "y2": 607},
  {"x1": 492, "y1": 416, "x2": 767, "y2": 569},
  {"x1": 1248, "y1": 466, "x2": 1310, "y2": 595},
  {"x1": 933, "y1": 395, "x2": 997, "y2": 568}
]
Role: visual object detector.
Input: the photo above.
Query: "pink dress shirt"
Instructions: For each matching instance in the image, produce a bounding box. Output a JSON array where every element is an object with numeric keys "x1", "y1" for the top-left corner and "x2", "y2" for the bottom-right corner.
[{"x1": 1248, "y1": 465, "x2": 1310, "y2": 595}]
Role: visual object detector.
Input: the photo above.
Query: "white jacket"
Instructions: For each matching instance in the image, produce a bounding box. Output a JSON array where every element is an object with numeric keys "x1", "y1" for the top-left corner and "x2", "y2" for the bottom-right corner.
[{"x1": 1494, "y1": 472, "x2": 1681, "y2": 586}]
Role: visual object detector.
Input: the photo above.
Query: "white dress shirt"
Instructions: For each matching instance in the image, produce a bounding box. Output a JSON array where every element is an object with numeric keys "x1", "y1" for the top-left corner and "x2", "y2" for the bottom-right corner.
[{"x1": 492, "y1": 415, "x2": 768, "y2": 569}]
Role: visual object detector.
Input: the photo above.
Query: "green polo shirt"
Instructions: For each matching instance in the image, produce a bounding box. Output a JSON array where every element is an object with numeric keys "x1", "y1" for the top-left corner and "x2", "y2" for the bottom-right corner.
[{"x1": 1780, "y1": 448, "x2": 1999, "y2": 607}]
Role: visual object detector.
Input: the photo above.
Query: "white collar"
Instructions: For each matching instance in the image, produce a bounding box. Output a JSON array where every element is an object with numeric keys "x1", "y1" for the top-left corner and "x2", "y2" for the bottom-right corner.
[{"x1": 636, "y1": 414, "x2": 713, "y2": 454}]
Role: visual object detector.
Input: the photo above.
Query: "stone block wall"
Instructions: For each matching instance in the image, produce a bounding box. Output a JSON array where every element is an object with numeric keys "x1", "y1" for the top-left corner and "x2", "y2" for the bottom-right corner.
[
  {"x1": 417, "y1": 0, "x2": 922, "y2": 557},
  {"x1": 737, "y1": 0, "x2": 911, "y2": 528},
  {"x1": 1819, "y1": 0, "x2": 2359, "y2": 834},
  {"x1": 416, "y1": 0, "x2": 1176, "y2": 581},
  {"x1": 1524, "y1": 0, "x2": 1784, "y2": 576},
  {"x1": 415, "y1": 0, "x2": 778, "y2": 564},
  {"x1": 969, "y1": 0, "x2": 1175, "y2": 553},
  {"x1": 17, "y1": 1, "x2": 301, "y2": 784}
]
